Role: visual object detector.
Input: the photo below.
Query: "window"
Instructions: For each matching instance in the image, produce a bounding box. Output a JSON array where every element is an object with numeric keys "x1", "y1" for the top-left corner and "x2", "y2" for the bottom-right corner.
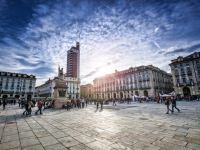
[{"x1": 176, "y1": 79, "x2": 179, "y2": 83}]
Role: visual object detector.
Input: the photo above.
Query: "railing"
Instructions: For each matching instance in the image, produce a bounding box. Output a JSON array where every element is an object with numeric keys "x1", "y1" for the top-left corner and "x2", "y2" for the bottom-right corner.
[
  {"x1": 139, "y1": 86, "x2": 151, "y2": 90},
  {"x1": 176, "y1": 82, "x2": 195, "y2": 87}
]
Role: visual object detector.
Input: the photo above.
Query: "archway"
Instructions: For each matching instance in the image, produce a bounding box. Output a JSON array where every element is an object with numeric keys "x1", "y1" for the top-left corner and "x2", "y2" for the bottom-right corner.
[
  {"x1": 135, "y1": 91, "x2": 139, "y2": 96},
  {"x1": 120, "y1": 92, "x2": 123, "y2": 99},
  {"x1": 3, "y1": 95, "x2": 8, "y2": 99},
  {"x1": 97, "y1": 94, "x2": 99, "y2": 99},
  {"x1": 182, "y1": 87, "x2": 191, "y2": 96},
  {"x1": 102, "y1": 94, "x2": 104, "y2": 99},
  {"x1": 144, "y1": 90, "x2": 148, "y2": 97},
  {"x1": 15, "y1": 95, "x2": 20, "y2": 99},
  {"x1": 113, "y1": 93, "x2": 116, "y2": 99},
  {"x1": 69, "y1": 95, "x2": 71, "y2": 99}
]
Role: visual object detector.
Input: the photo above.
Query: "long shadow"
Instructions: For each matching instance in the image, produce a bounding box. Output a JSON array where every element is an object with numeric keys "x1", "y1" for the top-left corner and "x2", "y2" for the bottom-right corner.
[
  {"x1": 99, "y1": 108, "x2": 103, "y2": 112},
  {"x1": 94, "y1": 109, "x2": 98, "y2": 112}
]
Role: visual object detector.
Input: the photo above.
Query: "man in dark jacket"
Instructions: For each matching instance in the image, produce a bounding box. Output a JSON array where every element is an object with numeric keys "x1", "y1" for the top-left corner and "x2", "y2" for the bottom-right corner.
[
  {"x1": 171, "y1": 97, "x2": 180, "y2": 113},
  {"x1": 3, "y1": 99, "x2": 7, "y2": 110}
]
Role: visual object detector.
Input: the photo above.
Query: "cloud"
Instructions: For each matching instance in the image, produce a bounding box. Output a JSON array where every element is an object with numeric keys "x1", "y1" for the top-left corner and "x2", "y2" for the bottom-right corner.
[
  {"x1": 0, "y1": 0, "x2": 200, "y2": 86},
  {"x1": 164, "y1": 43, "x2": 200, "y2": 56}
]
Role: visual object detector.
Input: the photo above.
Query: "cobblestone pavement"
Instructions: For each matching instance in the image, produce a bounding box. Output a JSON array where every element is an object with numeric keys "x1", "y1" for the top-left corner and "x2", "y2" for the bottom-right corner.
[{"x1": 0, "y1": 101, "x2": 200, "y2": 150}]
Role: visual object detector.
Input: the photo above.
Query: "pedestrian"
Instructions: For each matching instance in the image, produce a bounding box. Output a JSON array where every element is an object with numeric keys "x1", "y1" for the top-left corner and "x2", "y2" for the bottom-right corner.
[
  {"x1": 67, "y1": 100, "x2": 71, "y2": 111},
  {"x1": 18, "y1": 99, "x2": 21, "y2": 107},
  {"x1": 100, "y1": 99, "x2": 103, "y2": 109},
  {"x1": 27, "y1": 100, "x2": 33, "y2": 115},
  {"x1": 22, "y1": 101, "x2": 28, "y2": 115},
  {"x1": 10, "y1": 100, "x2": 13, "y2": 105},
  {"x1": 85, "y1": 99, "x2": 88, "y2": 107},
  {"x1": 146, "y1": 97, "x2": 149, "y2": 103},
  {"x1": 3, "y1": 99, "x2": 7, "y2": 110},
  {"x1": 35, "y1": 99, "x2": 43, "y2": 115},
  {"x1": 171, "y1": 97, "x2": 180, "y2": 113},
  {"x1": 81, "y1": 98, "x2": 85, "y2": 108},
  {"x1": 165, "y1": 97, "x2": 172, "y2": 114},
  {"x1": 113, "y1": 99, "x2": 116, "y2": 106},
  {"x1": 96, "y1": 99, "x2": 99, "y2": 109}
]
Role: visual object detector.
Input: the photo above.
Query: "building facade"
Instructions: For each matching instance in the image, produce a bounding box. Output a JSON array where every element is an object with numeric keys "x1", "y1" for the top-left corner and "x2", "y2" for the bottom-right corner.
[
  {"x1": 0, "y1": 71, "x2": 36, "y2": 100},
  {"x1": 80, "y1": 84, "x2": 93, "y2": 99},
  {"x1": 93, "y1": 65, "x2": 173, "y2": 99},
  {"x1": 169, "y1": 52, "x2": 200, "y2": 96},
  {"x1": 66, "y1": 42, "x2": 80, "y2": 78},
  {"x1": 35, "y1": 76, "x2": 81, "y2": 99}
]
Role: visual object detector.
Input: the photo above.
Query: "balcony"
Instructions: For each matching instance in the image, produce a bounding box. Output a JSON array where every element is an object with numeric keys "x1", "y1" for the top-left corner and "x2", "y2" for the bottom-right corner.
[
  {"x1": 176, "y1": 82, "x2": 195, "y2": 87},
  {"x1": 139, "y1": 86, "x2": 151, "y2": 90},
  {"x1": 1, "y1": 91, "x2": 14, "y2": 94}
]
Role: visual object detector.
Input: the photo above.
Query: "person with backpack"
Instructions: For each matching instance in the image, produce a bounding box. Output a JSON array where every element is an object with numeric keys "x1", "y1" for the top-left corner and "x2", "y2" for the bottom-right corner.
[{"x1": 35, "y1": 100, "x2": 43, "y2": 115}]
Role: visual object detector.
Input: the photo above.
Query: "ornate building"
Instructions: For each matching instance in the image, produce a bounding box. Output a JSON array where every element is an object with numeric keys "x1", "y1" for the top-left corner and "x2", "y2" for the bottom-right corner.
[
  {"x1": 0, "y1": 71, "x2": 36, "y2": 100},
  {"x1": 80, "y1": 84, "x2": 93, "y2": 99},
  {"x1": 93, "y1": 65, "x2": 173, "y2": 99},
  {"x1": 169, "y1": 52, "x2": 200, "y2": 96}
]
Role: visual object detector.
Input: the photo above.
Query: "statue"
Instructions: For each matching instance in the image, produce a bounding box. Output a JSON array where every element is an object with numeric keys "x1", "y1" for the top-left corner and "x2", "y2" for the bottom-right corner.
[{"x1": 58, "y1": 66, "x2": 64, "y2": 80}]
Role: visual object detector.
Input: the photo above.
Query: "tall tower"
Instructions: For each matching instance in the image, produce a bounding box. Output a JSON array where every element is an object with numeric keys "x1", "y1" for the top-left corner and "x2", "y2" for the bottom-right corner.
[{"x1": 66, "y1": 42, "x2": 80, "y2": 78}]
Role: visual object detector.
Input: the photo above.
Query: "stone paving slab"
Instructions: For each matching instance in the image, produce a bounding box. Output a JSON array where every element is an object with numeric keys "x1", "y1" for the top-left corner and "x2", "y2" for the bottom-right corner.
[{"x1": 0, "y1": 101, "x2": 200, "y2": 150}]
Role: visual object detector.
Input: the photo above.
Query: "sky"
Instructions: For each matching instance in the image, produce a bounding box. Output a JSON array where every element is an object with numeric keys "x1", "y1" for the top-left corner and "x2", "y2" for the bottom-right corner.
[{"x1": 0, "y1": 0, "x2": 200, "y2": 86}]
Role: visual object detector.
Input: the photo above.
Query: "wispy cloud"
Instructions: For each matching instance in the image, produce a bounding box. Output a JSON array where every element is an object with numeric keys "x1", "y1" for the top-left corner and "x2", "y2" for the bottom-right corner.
[{"x1": 0, "y1": 0, "x2": 200, "y2": 85}]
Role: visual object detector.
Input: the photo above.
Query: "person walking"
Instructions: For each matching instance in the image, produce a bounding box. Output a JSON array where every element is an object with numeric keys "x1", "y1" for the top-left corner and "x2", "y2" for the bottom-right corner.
[
  {"x1": 96, "y1": 99, "x2": 99, "y2": 109},
  {"x1": 171, "y1": 97, "x2": 180, "y2": 113},
  {"x1": 165, "y1": 98, "x2": 172, "y2": 114},
  {"x1": 22, "y1": 101, "x2": 28, "y2": 115},
  {"x1": 85, "y1": 99, "x2": 88, "y2": 107},
  {"x1": 27, "y1": 100, "x2": 33, "y2": 115},
  {"x1": 81, "y1": 98, "x2": 85, "y2": 108},
  {"x1": 67, "y1": 100, "x2": 71, "y2": 111},
  {"x1": 35, "y1": 100, "x2": 43, "y2": 115},
  {"x1": 3, "y1": 99, "x2": 7, "y2": 110},
  {"x1": 113, "y1": 99, "x2": 116, "y2": 106},
  {"x1": 18, "y1": 99, "x2": 21, "y2": 107},
  {"x1": 100, "y1": 99, "x2": 103, "y2": 109}
]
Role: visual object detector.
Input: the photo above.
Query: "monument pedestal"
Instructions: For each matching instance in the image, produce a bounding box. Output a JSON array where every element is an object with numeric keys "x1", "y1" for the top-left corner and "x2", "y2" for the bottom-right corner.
[
  {"x1": 54, "y1": 97, "x2": 68, "y2": 108},
  {"x1": 53, "y1": 72, "x2": 68, "y2": 108}
]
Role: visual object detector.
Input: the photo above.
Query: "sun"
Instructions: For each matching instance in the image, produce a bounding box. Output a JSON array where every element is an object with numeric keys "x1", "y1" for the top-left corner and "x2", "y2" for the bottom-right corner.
[{"x1": 95, "y1": 66, "x2": 113, "y2": 77}]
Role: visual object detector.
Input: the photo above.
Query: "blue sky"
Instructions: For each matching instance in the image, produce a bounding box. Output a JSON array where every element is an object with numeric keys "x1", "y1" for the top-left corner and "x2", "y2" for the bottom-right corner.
[{"x1": 0, "y1": 0, "x2": 200, "y2": 86}]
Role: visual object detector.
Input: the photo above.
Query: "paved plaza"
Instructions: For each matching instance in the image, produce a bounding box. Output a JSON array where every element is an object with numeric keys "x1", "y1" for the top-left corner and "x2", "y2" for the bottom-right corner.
[{"x1": 0, "y1": 101, "x2": 200, "y2": 150}]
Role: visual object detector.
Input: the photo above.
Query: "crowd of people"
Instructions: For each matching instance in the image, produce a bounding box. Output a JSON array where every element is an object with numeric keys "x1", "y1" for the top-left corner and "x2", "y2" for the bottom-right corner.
[
  {"x1": 0, "y1": 94, "x2": 199, "y2": 115},
  {"x1": 62, "y1": 98, "x2": 88, "y2": 111}
]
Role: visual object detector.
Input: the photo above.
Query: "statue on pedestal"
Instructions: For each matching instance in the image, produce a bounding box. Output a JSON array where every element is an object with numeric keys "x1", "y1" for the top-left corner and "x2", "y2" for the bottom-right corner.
[{"x1": 53, "y1": 65, "x2": 68, "y2": 108}]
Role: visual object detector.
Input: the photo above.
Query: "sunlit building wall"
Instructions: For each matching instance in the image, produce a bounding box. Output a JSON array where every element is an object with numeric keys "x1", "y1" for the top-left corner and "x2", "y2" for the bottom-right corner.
[
  {"x1": 169, "y1": 52, "x2": 200, "y2": 96},
  {"x1": 80, "y1": 84, "x2": 93, "y2": 99},
  {"x1": 93, "y1": 65, "x2": 173, "y2": 99}
]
